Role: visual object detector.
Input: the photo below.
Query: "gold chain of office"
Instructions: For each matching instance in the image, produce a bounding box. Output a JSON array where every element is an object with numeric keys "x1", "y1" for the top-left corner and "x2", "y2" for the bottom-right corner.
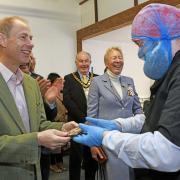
[{"x1": 72, "y1": 72, "x2": 94, "y2": 89}]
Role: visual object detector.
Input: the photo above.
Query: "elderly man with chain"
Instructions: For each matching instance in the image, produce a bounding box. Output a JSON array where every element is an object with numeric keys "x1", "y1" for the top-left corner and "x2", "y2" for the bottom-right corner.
[{"x1": 63, "y1": 51, "x2": 98, "y2": 180}]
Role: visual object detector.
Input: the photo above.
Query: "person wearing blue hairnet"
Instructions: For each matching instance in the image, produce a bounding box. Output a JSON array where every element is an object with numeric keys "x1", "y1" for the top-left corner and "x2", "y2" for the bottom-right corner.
[{"x1": 73, "y1": 3, "x2": 180, "y2": 180}]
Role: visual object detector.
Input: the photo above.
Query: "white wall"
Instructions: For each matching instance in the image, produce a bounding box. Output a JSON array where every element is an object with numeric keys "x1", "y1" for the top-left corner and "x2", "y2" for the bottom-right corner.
[
  {"x1": 0, "y1": 0, "x2": 81, "y2": 77},
  {"x1": 28, "y1": 18, "x2": 80, "y2": 77}
]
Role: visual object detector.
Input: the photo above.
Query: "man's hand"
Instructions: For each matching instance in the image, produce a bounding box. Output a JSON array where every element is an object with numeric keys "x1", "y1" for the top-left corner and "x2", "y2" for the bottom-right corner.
[
  {"x1": 91, "y1": 147, "x2": 104, "y2": 161},
  {"x1": 44, "y1": 86, "x2": 58, "y2": 104},
  {"x1": 91, "y1": 147, "x2": 108, "y2": 163},
  {"x1": 86, "y1": 117, "x2": 121, "y2": 131},
  {"x1": 62, "y1": 121, "x2": 79, "y2": 132},
  {"x1": 73, "y1": 124, "x2": 107, "y2": 147},
  {"x1": 36, "y1": 77, "x2": 51, "y2": 97},
  {"x1": 44, "y1": 77, "x2": 64, "y2": 104},
  {"x1": 37, "y1": 129, "x2": 70, "y2": 150},
  {"x1": 53, "y1": 77, "x2": 64, "y2": 92}
]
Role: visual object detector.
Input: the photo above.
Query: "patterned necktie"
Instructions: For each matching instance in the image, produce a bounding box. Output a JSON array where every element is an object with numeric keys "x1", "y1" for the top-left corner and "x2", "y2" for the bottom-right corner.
[{"x1": 82, "y1": 75, "x2": 88, "y2": 84}]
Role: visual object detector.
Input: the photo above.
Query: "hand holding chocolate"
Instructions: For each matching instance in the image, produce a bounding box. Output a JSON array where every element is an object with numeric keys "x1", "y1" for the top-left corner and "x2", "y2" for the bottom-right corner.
[{"x1": 67, "y1": 127, "x2": 83, "y2": 137}]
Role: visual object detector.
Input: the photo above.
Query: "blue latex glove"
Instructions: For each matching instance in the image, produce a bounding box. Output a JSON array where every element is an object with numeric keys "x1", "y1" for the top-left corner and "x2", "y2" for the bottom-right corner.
[
  {"x1": 86, "y1": 117, "x2": 121, "y2": 131},
  {"x1": 73, "y1": 123, "x2": 106, "y2": 147}
]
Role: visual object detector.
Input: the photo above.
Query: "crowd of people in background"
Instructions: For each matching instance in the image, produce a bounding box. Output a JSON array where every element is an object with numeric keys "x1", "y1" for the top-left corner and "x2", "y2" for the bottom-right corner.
[{"x1": 0, "y1": 2, "x2": 179, "y2": 180}]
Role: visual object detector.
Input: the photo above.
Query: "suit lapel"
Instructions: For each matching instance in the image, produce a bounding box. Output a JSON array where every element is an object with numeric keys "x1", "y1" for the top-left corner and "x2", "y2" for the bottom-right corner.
[
  {"x1": 0, "y1": 74, "x2": 26, "y2": 133},
  {"x1": 102, "y1": 73, "x2": 123, "y2": 104},
  {"x1": 23, "y1": 75, "x2": 37, "y2": 132},
  {"x1": 74, "y1": 72, "x2": 86, "y2": 98},
  {"x1": 119, "y1": 76, "x2": 131, "y2": 105}
]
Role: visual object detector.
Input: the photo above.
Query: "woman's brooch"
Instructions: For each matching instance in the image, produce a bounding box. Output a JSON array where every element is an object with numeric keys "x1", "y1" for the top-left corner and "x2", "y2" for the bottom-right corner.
[{"x1": 127, "y1": 86, "x2": 135, "y2": 96}]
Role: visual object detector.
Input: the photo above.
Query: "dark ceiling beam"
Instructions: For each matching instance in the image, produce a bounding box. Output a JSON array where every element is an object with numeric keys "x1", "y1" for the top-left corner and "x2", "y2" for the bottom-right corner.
[
  {"x1": 77, "y1": 0, "x2": 180, "y2": 52},
  {"x1": 94, "y1": 0, "x2": 98, "y2": 22},
  {"x1": 134, "y1": 0, "x2": 139, "y2": 6},
  {"x1": 79, "y1": 0, "x2": 89, "y2": 5}
]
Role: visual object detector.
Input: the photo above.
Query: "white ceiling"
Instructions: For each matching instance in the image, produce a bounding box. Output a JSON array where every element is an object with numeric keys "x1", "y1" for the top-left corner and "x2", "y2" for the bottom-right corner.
[{"x1": 75, "y1": 0, "x2": 82, "y2": 4}]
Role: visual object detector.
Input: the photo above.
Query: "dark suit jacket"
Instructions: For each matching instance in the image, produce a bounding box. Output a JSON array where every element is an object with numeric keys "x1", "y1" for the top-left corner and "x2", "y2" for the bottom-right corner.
[{"x1": 63, "y1": 72, "x2": 97, "y2": 123}]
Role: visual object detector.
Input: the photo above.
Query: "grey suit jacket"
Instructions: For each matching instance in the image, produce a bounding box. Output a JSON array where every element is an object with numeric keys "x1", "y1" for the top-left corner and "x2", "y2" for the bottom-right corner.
[
  {"x1": 0, "y1": 73, "x2": 62, "y2": 180},
  {"x1": 87, "y1": 72, "x2": 143, "y2": 180},
  {"x1": 87, "y1": 73, "x2": 142, "y2": 119}
]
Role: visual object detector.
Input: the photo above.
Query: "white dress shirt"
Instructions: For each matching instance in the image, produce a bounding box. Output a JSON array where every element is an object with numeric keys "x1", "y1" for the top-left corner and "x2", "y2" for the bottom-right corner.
[{"x1": 0, "y1": 63, "x2": 30, "y2": 132}]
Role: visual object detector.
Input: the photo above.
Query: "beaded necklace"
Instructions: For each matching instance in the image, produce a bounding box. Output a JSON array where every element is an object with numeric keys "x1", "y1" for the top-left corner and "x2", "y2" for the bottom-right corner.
[{"x1": 72, "y1": 72, "x2": 93, "y2": 89}]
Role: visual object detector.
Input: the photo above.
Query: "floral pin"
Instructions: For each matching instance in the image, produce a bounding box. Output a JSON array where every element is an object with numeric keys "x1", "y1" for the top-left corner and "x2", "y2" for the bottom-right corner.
[{"x1": 127, "y1": 86, "x2": 135, "y2": 96}]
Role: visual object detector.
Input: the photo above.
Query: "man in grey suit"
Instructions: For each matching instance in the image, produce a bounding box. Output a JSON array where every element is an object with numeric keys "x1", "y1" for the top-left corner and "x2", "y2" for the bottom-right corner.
[{"x1": 0, "y1": 16, "x2": 77, "y2": 180}]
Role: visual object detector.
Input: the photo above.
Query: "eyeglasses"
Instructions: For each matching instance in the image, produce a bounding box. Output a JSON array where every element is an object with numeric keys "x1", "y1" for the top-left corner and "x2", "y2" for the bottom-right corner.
[{"x1": 133, "y1": 40, "x2": 144, "y2": 47}]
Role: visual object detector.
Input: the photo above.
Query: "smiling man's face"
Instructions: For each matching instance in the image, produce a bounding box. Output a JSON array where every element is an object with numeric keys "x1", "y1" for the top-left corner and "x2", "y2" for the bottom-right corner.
[{"x1": 2, "y1": 19, "x2": 34, "y2": 69}]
